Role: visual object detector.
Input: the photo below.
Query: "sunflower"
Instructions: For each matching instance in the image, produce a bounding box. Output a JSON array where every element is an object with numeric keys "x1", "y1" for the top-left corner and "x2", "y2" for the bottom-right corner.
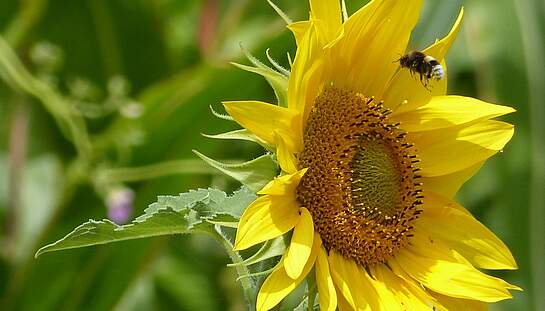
[{"x1": 223, "y1": 0, "x2": 520, "y2": 310}]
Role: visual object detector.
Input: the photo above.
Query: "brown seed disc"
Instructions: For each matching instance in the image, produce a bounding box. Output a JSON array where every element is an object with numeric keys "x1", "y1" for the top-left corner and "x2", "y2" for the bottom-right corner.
[{"x1": 296, "y1": 87, "x2": 422, "y2": 267}]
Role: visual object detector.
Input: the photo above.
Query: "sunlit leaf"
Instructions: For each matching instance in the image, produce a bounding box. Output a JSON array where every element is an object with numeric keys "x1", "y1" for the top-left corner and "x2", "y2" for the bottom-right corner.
[{"x1": 36, "y1": 187, "x2": 256, "y2": 257}]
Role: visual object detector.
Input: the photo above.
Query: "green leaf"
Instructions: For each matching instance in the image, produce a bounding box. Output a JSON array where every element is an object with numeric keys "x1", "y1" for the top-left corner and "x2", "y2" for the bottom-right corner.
[
  {"x1": 35, "y1": 187, "x2": 256, "y2": 257},
  {"x1": 36, "y1": 211, "x2": 190, "y2": 258},
  {"x1": 193, "y1": 150, "x2": 278, "y2": 193}
]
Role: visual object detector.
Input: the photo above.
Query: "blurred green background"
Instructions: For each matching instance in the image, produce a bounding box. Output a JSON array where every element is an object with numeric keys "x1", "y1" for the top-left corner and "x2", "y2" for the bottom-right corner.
[{"x1": 0, "y1": 0, "x2": 542, "y2": 310}]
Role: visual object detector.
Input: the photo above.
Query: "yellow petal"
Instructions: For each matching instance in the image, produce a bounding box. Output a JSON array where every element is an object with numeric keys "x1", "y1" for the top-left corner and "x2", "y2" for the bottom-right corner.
[
  {"x1": 274, "y1": 131, "x2": 299, "y2": 174},
  {"x1": 383, "y1": 59, "x2": 448, "y2": 112},
  {"x1": 288, "y1": 21, "x2": 311, "y2": 47},
  {"x1": 284, "y1": 208, "x2": 315, "y2": 279},
  {"x1": 418, "y1": 192, "x2": 517, "y2": 270},
  {"x1": 336, "y1": 289, "x2": 354, "y2": 311},
  {"x1": 410, "y1": 120, "x2": 514, "y2": 177},
  {"x1": 310, "y1": 0, "x2": 342, "y2": 45},
  {"x1": 288, "y1": 20, "x2": 325, "y2": 122},
  {"x1": 365, "y1": 270, "x2": 403, "y2": 311},
  {"x1": 384, "y1": 8, "x2": 464, "y2": 112},
  {"x1": 423, "y1": 161, "x2": 484, "y2": 198},
  {"x1": 330, "y1": 0, "x2": 424, "y2": 97},
  {"x1": 341, "y1": 0, "x2": 348, "y2": 21},
  {"x1": 329, "y1": 250, "x2": 378, "y2": 311},
  {"x1": 316, "y1": 247, "x2": 337, "y2": 311},
  {"x1": 392, "y1": 95, "x2": 516, "y2": 132},
  {"x1": 256, "y1": 233, "x2": 321, "y2": 311},
  {"x1": 223, "y1": 100, "x2": 303, "y2": 153},
  {"x1": 258, "y1": 168, "x2": 307, "y2": 196},
  {"x1": 371, "y1": 264, "x2": 437, "y2": 311},
  {"x1": 234, "y1": 195, "x2": 299, "y2": 250},
  {"x1": 392, "y1": 229, "x2": 516, "y2": 302},
  {"x1": 431, "y1": 292, "x2": 488, "y2": 311}
]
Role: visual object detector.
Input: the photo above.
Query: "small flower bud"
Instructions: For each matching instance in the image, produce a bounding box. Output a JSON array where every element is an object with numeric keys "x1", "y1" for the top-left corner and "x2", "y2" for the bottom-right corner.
[{"x1": 106, "y1": 188, "x2": 134, "y2": 225}]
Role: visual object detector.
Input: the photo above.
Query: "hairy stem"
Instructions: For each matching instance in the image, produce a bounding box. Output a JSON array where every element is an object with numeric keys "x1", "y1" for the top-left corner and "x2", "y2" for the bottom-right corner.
[{"x1": 210, "y1": 227, "x2": 256, "y2": 310}]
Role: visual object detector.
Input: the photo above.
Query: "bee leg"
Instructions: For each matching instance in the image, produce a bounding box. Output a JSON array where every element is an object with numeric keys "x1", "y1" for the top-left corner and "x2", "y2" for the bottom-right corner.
[{"x1": 424, "y1": 78, "x2": 432, "y2": 92}]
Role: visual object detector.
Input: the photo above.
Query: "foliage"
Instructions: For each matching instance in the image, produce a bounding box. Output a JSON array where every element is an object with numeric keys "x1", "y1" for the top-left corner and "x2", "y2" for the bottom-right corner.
[
  {"x1": 0, "y1": 0, "x2": 542, "y2": 310},
  {"x1": 35, "y1": 187, "x2": 255, "y2": 257}
]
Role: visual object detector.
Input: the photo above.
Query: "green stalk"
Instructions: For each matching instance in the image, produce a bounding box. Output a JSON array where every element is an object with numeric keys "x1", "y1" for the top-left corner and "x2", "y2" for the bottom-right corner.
[
  {"x1": 93, "y1": 159, "x2": 235, "y2": 185},
  {"x1": 514, "y1": 1, "x2": 545, "y2": 310},
  {"x1": 0, "y1": 36, "x2": 92, "y2": 161},
  {"x1": 3, "y1": 0, "x2": 48, "y2": 48},
  {"x1": 87, "y1": 0, "x2": 124, "y2": 77},
  {"x1": 209, "y1": 228, "x2": 256, "y2": 309},
  {"x1": 306, "y1": 271, "x2": 317, "y2": 311}
]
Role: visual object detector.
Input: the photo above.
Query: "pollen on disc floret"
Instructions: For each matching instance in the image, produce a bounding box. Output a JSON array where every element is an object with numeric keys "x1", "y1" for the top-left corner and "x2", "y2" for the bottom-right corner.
[{"x1": 296, "y1": 87, "x2": 423, "y2": 267}]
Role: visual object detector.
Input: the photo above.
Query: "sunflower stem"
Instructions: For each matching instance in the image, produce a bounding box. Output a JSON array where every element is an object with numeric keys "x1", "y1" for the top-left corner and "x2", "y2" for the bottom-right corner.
[
  {"x1": 514, "y1": 1, "x2": 545, "y2": 310},
  {"x1": 306, "y1": 271, "x2": 317, "y2": 311},
  {"x1": 211, "y1": 226, "x2": 257, "y2": 309},
  {"x1": 93, "y1": 159, "x2": 222, "y2": 184},
  {"x1": 4, "y1": 0, "x2": 48, "y2": 48}
]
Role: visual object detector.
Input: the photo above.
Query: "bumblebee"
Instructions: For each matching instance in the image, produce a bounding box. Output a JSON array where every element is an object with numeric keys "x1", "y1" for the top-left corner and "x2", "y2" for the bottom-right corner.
[{"x1": 398, "y1": 51, "x2": 444, "y2": 87}]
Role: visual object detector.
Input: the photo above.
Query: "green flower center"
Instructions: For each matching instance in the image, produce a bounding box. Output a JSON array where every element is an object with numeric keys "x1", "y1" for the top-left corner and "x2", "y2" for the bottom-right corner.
[{"x1": 351, "y1": 137, "x2": 402, "y2": 221}]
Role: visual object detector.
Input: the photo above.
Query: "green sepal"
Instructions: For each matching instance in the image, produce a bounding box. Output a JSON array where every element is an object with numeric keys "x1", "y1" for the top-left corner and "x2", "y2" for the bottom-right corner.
[
  {"x1": 209, "y1": 105, "x2": 235, "y2": 121},
  {"x1": 266, "y1": 0, "x2": 292, "y2": 24},
  {"x1": 233, "y1": 43, "x2": 289, "y2": 107},
  {"x1": 202, "y1": 129, "x2": 274, "y2": 151},
  {"x1": 266, "y1": 48, "x2": 290, "y2": 76},
  {"x1": 193, "y1": 150, "x2": 278, "y2": 193}
]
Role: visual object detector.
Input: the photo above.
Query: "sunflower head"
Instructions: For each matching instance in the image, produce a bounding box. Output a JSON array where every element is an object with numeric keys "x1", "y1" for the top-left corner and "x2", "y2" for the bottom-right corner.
[{"x1": 221, "y1": 0, "x2": 520, "y2": 310}]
